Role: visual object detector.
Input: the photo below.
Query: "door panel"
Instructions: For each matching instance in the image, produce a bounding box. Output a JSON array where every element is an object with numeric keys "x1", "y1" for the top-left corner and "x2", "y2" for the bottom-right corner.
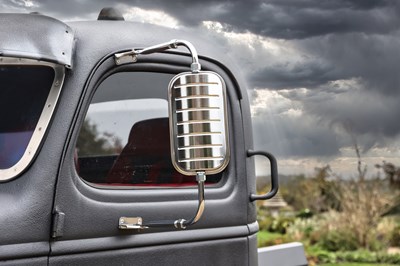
[
  {"x1": 0, "y1": 257, "x2": 48, "y2": 266},
  {"x1": 50, "y1": 237, "x2": 248, "y2": 266},
  {"x1": 50, "y1": 56, "x2": 255, "y2": 265}
]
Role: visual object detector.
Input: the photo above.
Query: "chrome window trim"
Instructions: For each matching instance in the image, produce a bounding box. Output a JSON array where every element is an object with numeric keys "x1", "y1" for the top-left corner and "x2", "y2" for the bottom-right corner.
[{"x1": 0, "y1": 57, "x2": 65, "y2": 182}]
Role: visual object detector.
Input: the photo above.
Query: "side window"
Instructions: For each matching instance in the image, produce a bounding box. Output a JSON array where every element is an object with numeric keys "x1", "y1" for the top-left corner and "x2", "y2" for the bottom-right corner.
[
  {"x1": 0, "y1": 60, "x2": 64, "y2": 182},
  {"x1": 76, "y1": 72, "x2": 222, "y2": 187}
]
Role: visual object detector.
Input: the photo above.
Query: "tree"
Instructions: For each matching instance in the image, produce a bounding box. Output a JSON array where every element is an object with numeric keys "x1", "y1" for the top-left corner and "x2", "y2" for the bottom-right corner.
[
  {"x1": 376, "y1": 161, "x2": 400, "y2": 189},
  {"x1": 76, "y1": 119, "x2": 122, "y2": 156},
  {"x1": 331, "y1": 143, "x2": 397, "y2": 249}
]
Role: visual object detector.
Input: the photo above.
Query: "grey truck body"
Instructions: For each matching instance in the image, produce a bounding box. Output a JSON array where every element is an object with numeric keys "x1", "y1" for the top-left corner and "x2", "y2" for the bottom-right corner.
[{"x1": 0, "y1": 13, "x2": 277, "y2": 266}]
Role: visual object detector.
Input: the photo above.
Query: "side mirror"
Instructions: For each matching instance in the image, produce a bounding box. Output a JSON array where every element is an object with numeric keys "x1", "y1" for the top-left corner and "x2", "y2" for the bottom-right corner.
[
  {"x1": 115, "y1": 40, "x2": 229, "y2": 230},
  {"x1": 168, "y1": 71, "x2": 229, "y2": 176}
]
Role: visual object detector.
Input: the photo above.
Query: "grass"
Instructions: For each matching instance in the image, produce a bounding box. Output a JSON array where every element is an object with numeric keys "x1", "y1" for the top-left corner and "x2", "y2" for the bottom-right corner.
[
  {"x1": 257, "y1": 231, "x2": 286, "y2": 247},
  {"x1": 258, "y1": 230, "x2": 400, "y2": 266},
  {"x1": 320, "y1": 262, "x2": 396, "y2": 266}
]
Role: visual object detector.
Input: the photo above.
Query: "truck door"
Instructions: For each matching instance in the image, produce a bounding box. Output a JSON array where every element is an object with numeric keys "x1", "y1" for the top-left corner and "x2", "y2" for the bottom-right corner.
[{"x1": 49, "y1": 28, "x2": 267, "y2": 265}]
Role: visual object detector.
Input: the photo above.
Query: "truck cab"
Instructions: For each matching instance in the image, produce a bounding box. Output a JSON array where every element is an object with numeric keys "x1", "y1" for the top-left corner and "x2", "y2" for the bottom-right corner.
[{"x1": 0, "y1": 11, "x2": 278, "y2": 265}]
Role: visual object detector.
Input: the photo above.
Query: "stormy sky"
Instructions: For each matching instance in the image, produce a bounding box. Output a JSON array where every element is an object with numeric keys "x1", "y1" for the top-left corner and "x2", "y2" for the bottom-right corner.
[{"x1": 3, "y1": 0, "x2": 400, "y2": 177}]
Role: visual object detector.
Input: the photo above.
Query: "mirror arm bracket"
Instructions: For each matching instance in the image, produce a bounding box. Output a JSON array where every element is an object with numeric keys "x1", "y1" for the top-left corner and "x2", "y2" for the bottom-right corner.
[
  {"x1": 118, "y1": 172, "x2": 206, "y2": 230},
  {"x1": 116, "y1": 39, "x2": 227, "y2": 231},
  {"x1": 114, "y1": 39, "x2": 201, "y2": 72}
]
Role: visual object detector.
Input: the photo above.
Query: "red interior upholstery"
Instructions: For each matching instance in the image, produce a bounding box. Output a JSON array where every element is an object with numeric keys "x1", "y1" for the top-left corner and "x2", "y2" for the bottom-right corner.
[{"x1": 106, "y1": 118, "x2": 193, "y2": 185}]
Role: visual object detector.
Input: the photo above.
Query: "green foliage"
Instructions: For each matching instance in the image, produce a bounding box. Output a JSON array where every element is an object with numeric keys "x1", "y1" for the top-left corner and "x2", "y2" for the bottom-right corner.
[
  {"x1": 376, "y1": 252, "x2": 400, "y2": 264},
  {"x1": 279, "y1": 166, "x2": 341, "y2": 213},
  {"x1": 376, "y1": 161, "x2": 400, "y2": 189},
  {"x1": 258, "y1": 215, "x2": 295, "y2": 234},
  {"x1": 76, "y1": 119, "x2": 122, "y2": 156},
  {"x1": 334, "y1": 250, "x2": 400, "y2": 264},
  {"x1": 336, "y1": 178, "x2": 395, "y2": 249},
  {"x1": 286, "y1": 217, "x2": 317, "y2": 242},
  {"x1": 296, "y1": 208, "x2": 314, "y2": 219},
  {"x1": 315, "y1": 250, "x2": 337, "y2": 264},
  {"x1": 269, "y1": 216, "x2": 295, "y2": 234},
  {"x1": 257, "y1": 231, "x2": 289, "y2": 247},
  {"x1": 389, "y1": 225, "x2": 400, "y2": 247},
  {"x1": 308, "y1": 247, "x2": 400, "y2": 265},
  {"x1": 257, "y1": 215, "x2": 272, "y2": 232},
  {"x1": 318, "y1": 230, "x2": 359, "y2": 252},
  {"x1": 320, "y1": 262, "x2": 396, "y2": 266},
  {"x1": 257, "y1": 157, "x2": 400, "y2": 265}
]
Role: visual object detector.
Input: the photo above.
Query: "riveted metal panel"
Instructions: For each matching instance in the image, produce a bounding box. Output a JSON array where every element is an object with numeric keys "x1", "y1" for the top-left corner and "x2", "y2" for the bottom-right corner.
[{"x1": 0, "y1": 14, "x2": 74, "y2": 68}]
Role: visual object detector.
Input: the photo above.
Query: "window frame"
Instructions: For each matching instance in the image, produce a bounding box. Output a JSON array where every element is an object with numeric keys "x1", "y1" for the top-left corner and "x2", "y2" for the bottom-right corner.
[
  {"x1": 75, "y1": 70, "x2": 225, "y2": 189},
  {"x1": 0, "y1": 56, "x2": 65, "y2": 182}
]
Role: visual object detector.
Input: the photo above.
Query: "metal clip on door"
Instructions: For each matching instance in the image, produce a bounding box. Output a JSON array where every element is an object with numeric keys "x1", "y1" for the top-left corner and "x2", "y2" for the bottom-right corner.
[{"x1": 248, "y1": 150, "x2": 279, "y2": 201}]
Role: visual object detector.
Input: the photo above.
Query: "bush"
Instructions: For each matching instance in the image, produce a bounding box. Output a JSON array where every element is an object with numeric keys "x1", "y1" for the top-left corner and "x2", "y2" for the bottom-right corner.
[
  {"x1": 296, "y1": 208, "x2": 314, "y2": 219},
  {"x1": 377, "y1": 252, "x2": 400, "y2": 264},
  {"x1": 308, "y1": 249, "x2": 400, "y2": 264},
  {"x1": 257, "y1": 215, "x2": 295, "y2": 234},
  {"x1": 268, "y1": 216, "x2": 295, "y2": 234},
  {"x1": 258, "y1": 215, "x2": 273, "y2": 232},
  {"x1": 336, "y1": 250, "x2": 376, "y2": 263},
  {"x1": 318, "y1": 230, "x2": 358, "y2": 252},
  {"x1": 286, "y1": 217, "x2": 317, "y2": 242},
  {"x1": 390, "y1": 225, "x2": 400, "y2": 247},
  {"x1": 315, "y1": 250, "x2": 337, "y2": 264}
]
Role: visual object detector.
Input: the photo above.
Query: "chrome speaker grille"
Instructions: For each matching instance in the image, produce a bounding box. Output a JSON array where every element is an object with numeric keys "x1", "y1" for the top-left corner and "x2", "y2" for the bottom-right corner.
[{"x1": 168, "y1": 71, "x2": 230, "y2": 175}]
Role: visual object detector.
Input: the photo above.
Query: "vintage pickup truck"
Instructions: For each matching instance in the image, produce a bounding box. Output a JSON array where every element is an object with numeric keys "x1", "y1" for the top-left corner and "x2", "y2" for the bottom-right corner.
[{"x1": 0, "y1": 10, "x2": 283, "y2": 265}]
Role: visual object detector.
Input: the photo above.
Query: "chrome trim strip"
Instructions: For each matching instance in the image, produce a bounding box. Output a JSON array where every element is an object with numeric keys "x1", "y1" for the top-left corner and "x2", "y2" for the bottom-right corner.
[
  {"x1": 178, "y1": 157, "x2": 224, "y2": 163},
  {"x1": 0, "y1": 57, "x2": 65, "y2": 182}
]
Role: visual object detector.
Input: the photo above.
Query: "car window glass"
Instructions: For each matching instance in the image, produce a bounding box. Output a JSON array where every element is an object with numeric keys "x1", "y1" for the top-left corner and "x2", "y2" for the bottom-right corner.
[
  {"x1": 0, "y1": 65, "x2": 54, "y2": 169},
  {"x1": 76, "y1": 72, "x2": 222, "y2": 188}
]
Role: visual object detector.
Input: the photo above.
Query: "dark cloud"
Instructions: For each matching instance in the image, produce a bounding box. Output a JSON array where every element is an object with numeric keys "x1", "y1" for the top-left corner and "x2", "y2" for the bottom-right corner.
[
  {"x1": 250, "y1": 31, "x2": 400, "y2": 97},
  {"x1": 3, "y1": 1, "x2": 399, "y2": 39},
  {"x1": 218, "y1": 0, "x2": 400, "y2": 39},
  {"x1": 272, "y1": 86, "x2": 400, "y2": 155},
  {"x1": 251, "y1": 86, "x2": 400, "y2": 158},
  {"x1": 1, "y1": 0, "x2": 400, "y2": 161},
  {"x1": 130, "y1": 0, "x2": 400, "y2": 40},
  {"x1": 307, "y1": 90, "x2": 400, "y2": 139},
  {"x1": 298, "y1": 32, "x2": 400, "y2": 95},
  {"x1": 251, "y1": 59, "x2": 344, "y2": 89}
]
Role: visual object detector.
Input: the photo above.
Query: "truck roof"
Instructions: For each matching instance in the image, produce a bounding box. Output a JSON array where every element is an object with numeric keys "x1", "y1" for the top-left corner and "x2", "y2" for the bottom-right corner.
[{"x1": 0, "y1": 12, "x2": 248, "y2": 99}]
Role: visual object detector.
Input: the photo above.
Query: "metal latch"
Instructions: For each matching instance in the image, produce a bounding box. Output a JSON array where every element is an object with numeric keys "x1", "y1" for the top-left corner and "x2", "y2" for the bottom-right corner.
[
  {"x1": 119, "y1": 217, "x2": 148, "y2": 230},
  {"x1": 114, "y1": 50, "x2": 138, "y2": 65}
]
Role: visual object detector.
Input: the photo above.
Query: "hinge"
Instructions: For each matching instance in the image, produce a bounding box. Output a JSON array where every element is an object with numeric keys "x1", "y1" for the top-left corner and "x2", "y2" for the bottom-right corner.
[{"x1": 51, "y1": 210, "x2": 65, "y2": 238}]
